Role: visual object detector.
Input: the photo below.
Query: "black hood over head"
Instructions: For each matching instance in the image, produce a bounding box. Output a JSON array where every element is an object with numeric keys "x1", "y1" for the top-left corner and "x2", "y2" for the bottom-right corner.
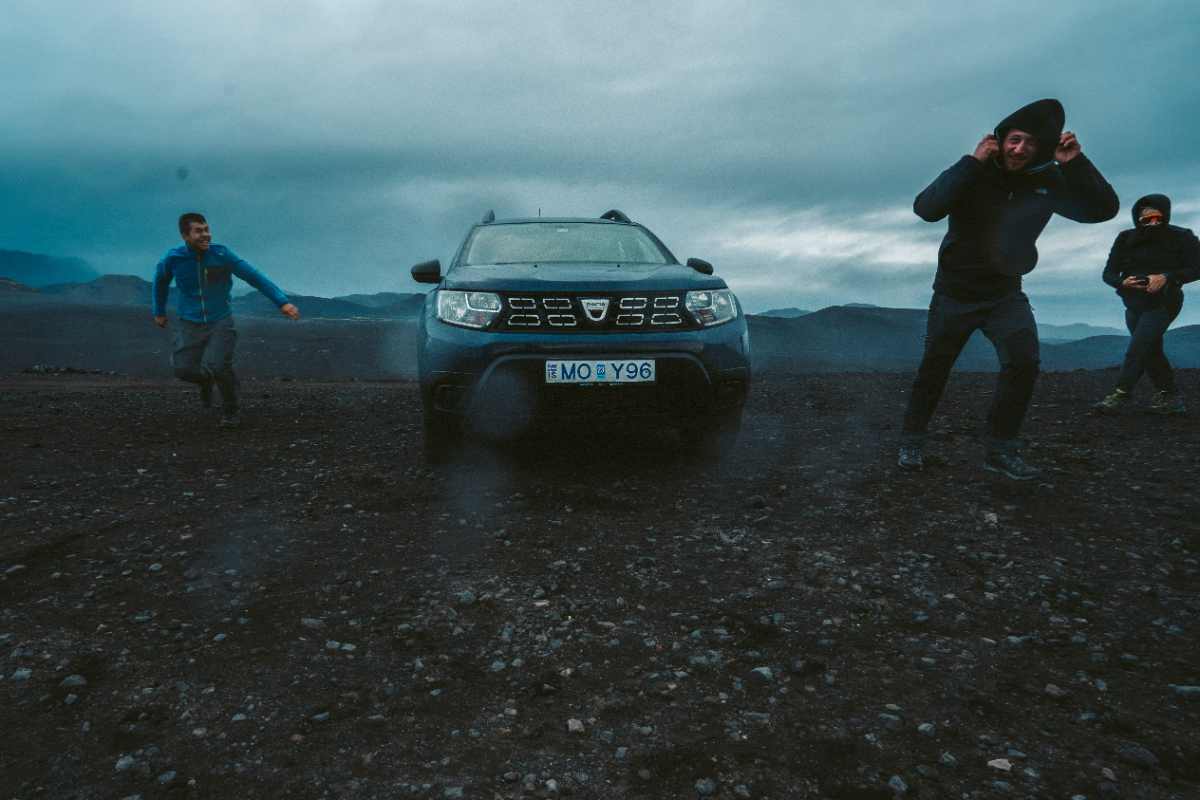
[
  {"x1": 994, "y1": 98, "x2": 1065, "y2": 172},
  {"x1": 1132, "y1": 193, "x2": 1171, "y2": 226}
]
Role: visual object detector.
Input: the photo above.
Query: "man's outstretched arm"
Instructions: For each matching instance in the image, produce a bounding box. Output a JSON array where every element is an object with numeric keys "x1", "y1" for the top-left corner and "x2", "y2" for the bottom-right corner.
[
  {"x1": 152, "y1": 256, "x2": 172, "y2": 327},
  {"x1": 226, "y1": 248, "x2": 301, "y2": 319}
]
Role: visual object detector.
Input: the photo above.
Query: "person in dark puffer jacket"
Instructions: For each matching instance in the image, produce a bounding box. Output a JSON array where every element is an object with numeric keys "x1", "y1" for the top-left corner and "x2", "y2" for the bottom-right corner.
[
  {"x1": 1094, "y1": 194, "x2": 1200, "y2": 415},
  {"x1": 898, "y1": 98, "x2": 1119, "y2": 479}
]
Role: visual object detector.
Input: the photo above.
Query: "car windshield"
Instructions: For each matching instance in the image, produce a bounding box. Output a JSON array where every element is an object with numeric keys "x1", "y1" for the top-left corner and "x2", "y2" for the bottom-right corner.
[{"x1": 461, "y1": 222, "x2": 671, "y2": 265}]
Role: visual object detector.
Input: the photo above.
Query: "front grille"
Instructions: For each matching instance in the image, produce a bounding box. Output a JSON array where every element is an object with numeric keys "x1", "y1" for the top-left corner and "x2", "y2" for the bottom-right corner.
[{"x1": 496, "y1": 293, "x2": 695, "y2": 333}]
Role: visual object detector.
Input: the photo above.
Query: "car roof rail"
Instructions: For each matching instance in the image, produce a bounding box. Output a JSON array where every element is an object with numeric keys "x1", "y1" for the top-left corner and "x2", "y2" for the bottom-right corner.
[
  {"x1": 481, "y1": 210, "x2": 495, "y2": 224},
  {"x1": 600, "y1": 209, "x2": 631, "y2": 223}
]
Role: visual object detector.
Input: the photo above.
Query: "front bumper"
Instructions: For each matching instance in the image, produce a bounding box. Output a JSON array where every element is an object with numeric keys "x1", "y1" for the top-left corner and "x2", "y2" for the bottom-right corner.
[{"x1": 418, "y1": 310, "x2": 751, "y2": 434}]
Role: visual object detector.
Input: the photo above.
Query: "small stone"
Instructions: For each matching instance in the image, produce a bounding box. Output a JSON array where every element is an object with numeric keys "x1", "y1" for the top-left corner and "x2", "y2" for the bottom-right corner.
[
  {"x1": 157, "y1": 771, "x2": 177, "y2": 785},
  {"x1": 1045, "y1": 683, "x2": 1068, "y2": 699},
  {"x1": 148, "y1": 563, "x2": 163, "y2": 572},
  {"x1": 695, "y1": 777, "x2": 717, "y2": 796},
  {"x1": 917, "y1": 722, "x2": 935, "y2": 737},
  {"x1": 444, "y1": 788, "x2": 464, "y2": 799},
  {"x1": 64, "y1": 693, "x2": 79, "y2": 705},
  {"x1": 300, "y1": 618, "x2": 324, "y2": 629},
  {"x1": 988, "y1": 758, "x2": 1012, "y2": 771},
  {"x1": 940, "y1": 752, "x2": 958, "y2": 767},
  {"x1": 1116, "y1": 742, "x2": 1159, "y2": 769},
  {"x1": 60, "y1": 674, "x2": 87, "y2": 688},
  {"x1": 115, "y1": 755, "x2": 136, "y2": 772},
  {"x1": 11, "y1": 668, "x2": 32, "y2": 682},
  {"x1": 212, "y1": 633, "x2": 226, "y2": 642},
  {"x1": 1170, "y1": 684, "x2": 1200, "y2": 699},
  {"x1": 567, "y1": 718, "x2": 585, "y2": 734},
  {"x1": 888, "y1": 774, "x2": 908, "y2": 794},
  {"x1": 311, "y1": 712, "x2": 330, "y2": 722},
  {"x1": 878, "y1": 713, "x2": 902, "y2": 730},
  {"x1": 749, "y1": 667, "x2": 774, "y2": 682}
]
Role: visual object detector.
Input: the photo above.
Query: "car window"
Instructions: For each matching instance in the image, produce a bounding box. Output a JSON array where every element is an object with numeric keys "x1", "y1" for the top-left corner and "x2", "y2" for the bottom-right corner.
[{"x1": 461, "y1": 223, "x2": 671, "y2": 265}]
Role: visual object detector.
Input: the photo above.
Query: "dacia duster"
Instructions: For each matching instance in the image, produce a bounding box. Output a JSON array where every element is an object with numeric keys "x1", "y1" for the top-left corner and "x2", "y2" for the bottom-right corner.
[{"x1": 411, "y1": 210, "x2": 751, "y2": 461}]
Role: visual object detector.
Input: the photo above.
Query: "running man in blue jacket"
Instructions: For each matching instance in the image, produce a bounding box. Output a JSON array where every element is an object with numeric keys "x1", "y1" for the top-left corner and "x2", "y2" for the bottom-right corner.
[{"x1": 152, "y1": 212, "x2": 300, "y2": 427}]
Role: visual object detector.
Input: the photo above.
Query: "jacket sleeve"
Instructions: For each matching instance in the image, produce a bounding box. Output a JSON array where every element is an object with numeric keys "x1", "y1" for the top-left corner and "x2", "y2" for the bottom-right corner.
[
  {"x1": 1053, "y1": 154, "x2": 1120, "y2": 223},
  {"x1": 152, "y1": 254, "x2": 173, "y2": 317},
  {"x1": 1166, "y1": 229, "x2": 1200, "y2": 286},
  {"x1": 225, "y1": 248, "x2": 291, "y2": 307},
  {"x1": 1101, "y1": 231, "x2": 1129, "y2": 290},
  {"x1": 913, "y1": 155, "x2": 983, "y2": 222}
]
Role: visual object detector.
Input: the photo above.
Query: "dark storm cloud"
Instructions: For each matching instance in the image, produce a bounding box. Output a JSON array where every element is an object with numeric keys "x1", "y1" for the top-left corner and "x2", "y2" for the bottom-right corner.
[{"x1": 3, "y1": 1, "x2": 1199, "y2": 324}]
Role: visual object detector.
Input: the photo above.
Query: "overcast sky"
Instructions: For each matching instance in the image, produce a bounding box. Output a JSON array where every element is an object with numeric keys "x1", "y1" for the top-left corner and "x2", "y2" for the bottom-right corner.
[{"x1": 4, "y1": 1, "x2": 1199, "y2": 325}]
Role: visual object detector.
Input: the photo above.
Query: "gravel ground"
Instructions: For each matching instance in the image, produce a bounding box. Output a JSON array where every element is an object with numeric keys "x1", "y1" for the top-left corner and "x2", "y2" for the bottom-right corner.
[{"x1": 1, "y1": 370, "x2": 1198, "y2": 799}]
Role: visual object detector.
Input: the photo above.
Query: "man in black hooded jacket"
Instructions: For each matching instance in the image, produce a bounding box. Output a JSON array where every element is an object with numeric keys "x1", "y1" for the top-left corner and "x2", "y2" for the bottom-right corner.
[
  {"x1": 898, "y1": 98, "x2": 1119, "y2": 479},
  {"x1": 1094, "y1": 193, "x2": 1200, "y2": 415}
]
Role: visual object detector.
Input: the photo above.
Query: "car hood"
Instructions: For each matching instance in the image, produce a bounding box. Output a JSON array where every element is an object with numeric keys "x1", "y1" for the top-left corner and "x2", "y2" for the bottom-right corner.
[{"x1": 443, "y1": 262, "x2": 727, "y2": 293}]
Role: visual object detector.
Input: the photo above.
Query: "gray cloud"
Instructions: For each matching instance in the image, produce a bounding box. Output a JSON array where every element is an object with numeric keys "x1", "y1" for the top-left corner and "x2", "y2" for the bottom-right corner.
[{"x1": 3, "y1": 1, "x2": 1200, "y2": 326}]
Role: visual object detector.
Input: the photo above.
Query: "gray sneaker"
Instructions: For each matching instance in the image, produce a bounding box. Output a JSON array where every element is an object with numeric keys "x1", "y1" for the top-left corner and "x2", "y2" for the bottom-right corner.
[
  {"x1": 1093, "y1": 387, "x2": 1130, "y2": 414},
  {"x1": 983, "y1": 451, "x2": 1040, "y2": 481},
  {"x1": 1148, "y1": 390, "x2": 1187, "y2": 415},
  {"x1": 897, "y1": 444, "x2": 924, "y2": 470}
]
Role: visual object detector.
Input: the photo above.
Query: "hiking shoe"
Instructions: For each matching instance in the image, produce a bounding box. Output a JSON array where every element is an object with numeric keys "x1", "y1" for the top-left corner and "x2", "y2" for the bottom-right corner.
[
  {"x1": 897, "y1": 445, "x2": 924, "y2": 470},
  {"x1": 983, "y1": 451, "x2": 1041, "y2": 481},
  {"x1": 199, "y1": 379, "x2": 214, "y2": 409},
  {"x1": 218, "y1": 411, "x2": 241, "y2": 429},
  {"x1": 1149, "y1": 390, "x2": 1187, "y2": 415},
  {"x1": 1092, "y1": 387, "x2": 1130, "y2": 414}
]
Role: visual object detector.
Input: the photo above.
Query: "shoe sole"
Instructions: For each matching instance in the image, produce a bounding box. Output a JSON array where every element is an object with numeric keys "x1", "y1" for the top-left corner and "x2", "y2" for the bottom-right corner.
[{"x1": 982, "y1": 462, "x2": 1038, "y2": 481}]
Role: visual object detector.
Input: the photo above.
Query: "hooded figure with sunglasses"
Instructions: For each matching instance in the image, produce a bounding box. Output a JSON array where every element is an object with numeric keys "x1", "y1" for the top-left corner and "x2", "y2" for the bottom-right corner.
[
  {"x1": 1094, "y1": 194, "x2": 1200, "y2": 415},
  {"x1": 898, "y1": 99, "x2": 1119, "y2": 479}
]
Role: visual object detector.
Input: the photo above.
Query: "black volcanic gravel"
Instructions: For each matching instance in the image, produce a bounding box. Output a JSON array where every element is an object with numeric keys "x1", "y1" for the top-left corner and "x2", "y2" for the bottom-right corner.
[{"x1": 1, "y1": 370, "x2": 1198, "y2": 799}]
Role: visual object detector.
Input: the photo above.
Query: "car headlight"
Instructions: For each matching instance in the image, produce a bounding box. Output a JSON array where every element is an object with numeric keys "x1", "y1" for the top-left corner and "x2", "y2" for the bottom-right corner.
[
  {"x1": 685, "y1": 289, "x2": 739, "y2": 327},
  {"x1": 436, "y1": 290, "x2": 502, "y2": 329}
]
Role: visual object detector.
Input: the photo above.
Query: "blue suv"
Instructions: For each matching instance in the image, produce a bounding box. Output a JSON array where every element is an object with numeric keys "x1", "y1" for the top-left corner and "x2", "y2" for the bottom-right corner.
[{"x1": 411, "y1": 210, "x2": 751, "y2": 461}]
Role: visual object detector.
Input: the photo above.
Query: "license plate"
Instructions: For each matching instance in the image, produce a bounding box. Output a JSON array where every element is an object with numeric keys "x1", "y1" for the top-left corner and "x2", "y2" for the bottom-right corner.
[{"x1": 544, "y1": 359, "x2": 655, "y2": 384}]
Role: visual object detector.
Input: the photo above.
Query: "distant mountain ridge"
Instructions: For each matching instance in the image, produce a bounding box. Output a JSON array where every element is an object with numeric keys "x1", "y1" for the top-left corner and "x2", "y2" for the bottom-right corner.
[
  {"x1": 0, "y1": 274, "x2": 425, "y2": 320},
  {"x1": 747, "y1": 304, "x2": 1200, "y2": 372},
  {"x1": 756, "y1": 307, "x2": 811, "y2": 319},
  {"x1": 0, "y1": 249, "x2": 99, "y2": 287}
]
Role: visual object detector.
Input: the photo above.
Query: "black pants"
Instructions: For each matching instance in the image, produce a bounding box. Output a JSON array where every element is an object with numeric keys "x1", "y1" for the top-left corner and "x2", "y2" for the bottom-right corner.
[
  {"x1": 902, "y1": 291, "x2": 1040, "y2": 451},
  {"x1": 172, "y1": 316, "x2": 239, "y2": 411},
  {"x1": 1117, "y1": 294, "x2": 1182, "y2": 392}
]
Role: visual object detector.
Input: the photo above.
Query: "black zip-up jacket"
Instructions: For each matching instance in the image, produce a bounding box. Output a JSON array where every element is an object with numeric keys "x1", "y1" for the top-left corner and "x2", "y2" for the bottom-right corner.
[
  {"x1": 1102, "y1": 193, "x2": 1200, "y2": 309},
  {"x1": 913, "y1": 100, "x2": 1119, "y2": 301}
]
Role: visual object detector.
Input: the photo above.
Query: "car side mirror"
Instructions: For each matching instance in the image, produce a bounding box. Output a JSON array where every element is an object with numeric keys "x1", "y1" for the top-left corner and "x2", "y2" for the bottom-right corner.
[
  {"x1": 686, "y1": 257, "x2": 714, "y2": 275},
  {"x1": 411, "y1": 259, "x2": 442, "y2": 284}
]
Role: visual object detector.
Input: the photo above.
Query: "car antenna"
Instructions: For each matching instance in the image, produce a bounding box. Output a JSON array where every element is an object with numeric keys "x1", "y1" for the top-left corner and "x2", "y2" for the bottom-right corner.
[{"x1": 538, "y1": 208, "x2": 541, "y2": 218}]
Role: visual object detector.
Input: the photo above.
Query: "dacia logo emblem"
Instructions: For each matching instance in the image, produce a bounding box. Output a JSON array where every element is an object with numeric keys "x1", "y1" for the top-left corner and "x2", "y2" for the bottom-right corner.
[{"x1": 581, "y1": 298, "x2": 609, "y2": 323}]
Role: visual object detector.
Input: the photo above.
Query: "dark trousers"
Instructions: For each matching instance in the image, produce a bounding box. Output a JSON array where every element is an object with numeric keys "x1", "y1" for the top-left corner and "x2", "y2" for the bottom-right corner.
[
  {"x1": 172, "y1": 316, "x2": 239, "y2": 411},
  {"x1": 902, "y1": 291, "x2": 1040, "y2": 451},
  {"x1": 1117, "y1": 294, "x2": 1182, "y2": 392}
]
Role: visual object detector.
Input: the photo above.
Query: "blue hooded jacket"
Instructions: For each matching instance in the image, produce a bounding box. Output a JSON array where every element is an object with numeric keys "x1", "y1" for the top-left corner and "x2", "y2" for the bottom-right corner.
[{"x1": 152, "y1": 244, "x2": 290, "y2": 323}]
